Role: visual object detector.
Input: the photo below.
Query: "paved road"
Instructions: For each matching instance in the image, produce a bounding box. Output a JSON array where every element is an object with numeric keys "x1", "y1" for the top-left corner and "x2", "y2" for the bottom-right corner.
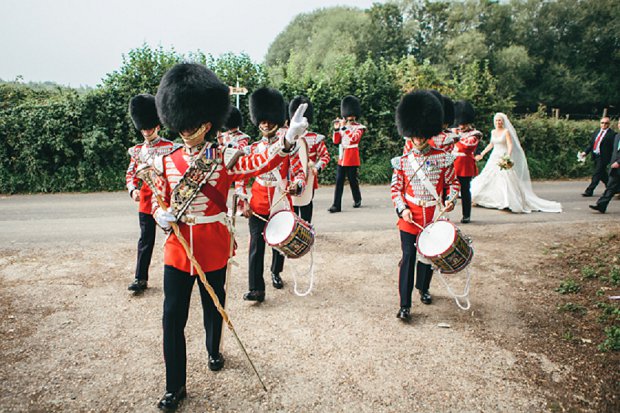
[{"x1": 0, "y1": 179, "x2": 616, "y2": 245}]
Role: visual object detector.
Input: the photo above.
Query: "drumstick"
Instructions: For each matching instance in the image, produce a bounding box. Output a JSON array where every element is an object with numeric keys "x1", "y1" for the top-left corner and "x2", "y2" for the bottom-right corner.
[{"x1": 138, "y1": 167, "x2": 268, "y2": 392}]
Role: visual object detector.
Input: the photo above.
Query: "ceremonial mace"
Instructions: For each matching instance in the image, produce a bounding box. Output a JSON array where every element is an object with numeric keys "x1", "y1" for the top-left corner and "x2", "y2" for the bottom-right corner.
[{"x1": 137, "y1": 166, "x2": 268, "y2": 392}]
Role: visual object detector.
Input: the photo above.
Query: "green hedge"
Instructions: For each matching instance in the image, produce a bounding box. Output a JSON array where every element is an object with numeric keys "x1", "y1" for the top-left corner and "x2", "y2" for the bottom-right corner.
[{"x1": 0, "y1": 46, "x2": 599, "y2": 194}]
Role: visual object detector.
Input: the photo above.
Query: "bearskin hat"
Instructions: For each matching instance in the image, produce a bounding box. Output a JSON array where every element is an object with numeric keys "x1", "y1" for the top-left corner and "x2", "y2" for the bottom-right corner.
[
  {"x1": 341, "y1": 95, "x2": 361, "y2": 118},
  {"x1": 155, "y1": 63, "x2": 230, "y2": 135},
  {"x1": 225, "y1": 106, "x2": 243, "y2": 129},
  {"x1": 428, "y1": 90, "x2": 444, "y2": 124},
  {"x1": 396, "y1": 90, "x2": 444, "y2": 139},
  {"x1": 129, "y1": 94, "x2": 160, "y2": 131},
  {"x1": 289, "y1": 95, "x2": 313, "y2": 125},
  {"x1": 442, "y1": 95, "x2": 455, "y2": 127},
  {"x1": 249, "y1": 87, "x2": 286, "y2": 126},
  {"x1": 454, "y1": 100, "x2": 476, "y2": 125}
]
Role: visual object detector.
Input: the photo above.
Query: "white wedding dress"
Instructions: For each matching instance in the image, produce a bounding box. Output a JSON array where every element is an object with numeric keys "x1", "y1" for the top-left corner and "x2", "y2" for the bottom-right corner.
[{"x1": 471, "y1": 125, "x2": 562, "y2": 214}]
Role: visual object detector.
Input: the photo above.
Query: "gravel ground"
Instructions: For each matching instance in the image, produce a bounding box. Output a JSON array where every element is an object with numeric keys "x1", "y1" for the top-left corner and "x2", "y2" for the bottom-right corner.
[{"x1": 0, "y1": 182, "x2": 617, "y2": 412}]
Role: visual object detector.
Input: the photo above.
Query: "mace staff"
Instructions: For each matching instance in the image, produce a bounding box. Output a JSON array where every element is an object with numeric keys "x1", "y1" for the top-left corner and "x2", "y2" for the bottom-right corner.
[{"x1": 137, "y1": 165, "x2": 268, "y2": 392}]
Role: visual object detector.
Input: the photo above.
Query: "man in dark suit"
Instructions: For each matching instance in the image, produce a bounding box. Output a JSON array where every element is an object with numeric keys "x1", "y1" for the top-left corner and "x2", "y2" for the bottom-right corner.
[
  {"x1": 590, "y1": 119, "x2": 620, "y2": 213},
  {"x1": 579, "y1": 117, "x2": 616, "y2": 196}
]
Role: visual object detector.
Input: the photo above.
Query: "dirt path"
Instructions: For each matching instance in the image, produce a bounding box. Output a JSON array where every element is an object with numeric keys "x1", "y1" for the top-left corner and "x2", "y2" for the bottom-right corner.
[{"x1": 0, "y1": 181, "x2": 618, "y2": 412}]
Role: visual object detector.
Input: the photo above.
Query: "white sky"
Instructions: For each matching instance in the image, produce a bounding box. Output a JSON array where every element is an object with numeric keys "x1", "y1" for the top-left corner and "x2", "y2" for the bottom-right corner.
[{"x1": 1, "y1": 0, "x2": 380, "y2": 87}]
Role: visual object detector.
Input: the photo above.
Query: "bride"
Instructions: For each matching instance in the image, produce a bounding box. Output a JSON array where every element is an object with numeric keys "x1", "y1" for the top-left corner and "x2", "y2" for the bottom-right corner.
[{"x1": 471, "y1": 113, "x2": 562, "y2": 213}]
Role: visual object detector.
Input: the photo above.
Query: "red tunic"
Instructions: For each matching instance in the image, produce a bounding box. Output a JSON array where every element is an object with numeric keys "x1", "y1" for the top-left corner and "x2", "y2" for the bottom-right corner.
[
  {"x1": 153, "y1": 138, "x2": 291, "y2": 273},
  {"x1": 428, "y1": 130, "x2": 458, "y2": 153},
  {"x1": 302, "y1": 131, "x2": 330, "y2": 190},
  {"x1": 391, "y1": 146, "x2": 460, "y2": 235},
  {"x1": 126, "y1": 137, "x2": 177, "y2": 214},
  {"x1": 333, "y1": 122, "x2": 365, "y2": 166},
  {"x1": 242, "y1": 130, "x2": 307, "y2": 215},
  {"x1": 453, "y1": 129, "x2": 482, "y2": 177}
]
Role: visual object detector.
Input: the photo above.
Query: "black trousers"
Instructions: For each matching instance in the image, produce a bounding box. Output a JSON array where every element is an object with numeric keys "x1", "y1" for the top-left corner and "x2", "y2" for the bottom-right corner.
[
  {"x1": 399, "y1": 231, "x2": 433, "y2": 308},
  {"x1": 294, "y1": 200, "x2": 314, "y2": 223},
  {"x1": 332, "y1": 165, "x2": 362, "y2": 208},
  {"x1": 248, "y1": 213, "x2": 285, "y2": 292},
  {"x1": 585, "y1": 154, "x2": 609, "y2": 194},
  {"x1": 595, "y1": 171, "x2": 620, "y2": 211},
  {"x1": 458, "y1": 176, "x2": 472, "y2": 219},
  {"x1": 162, "y1": 264, "x2": 226, "y2": 393},
  {"x1": 135, "y1": 212, "x2": 156, "y2": 281}
]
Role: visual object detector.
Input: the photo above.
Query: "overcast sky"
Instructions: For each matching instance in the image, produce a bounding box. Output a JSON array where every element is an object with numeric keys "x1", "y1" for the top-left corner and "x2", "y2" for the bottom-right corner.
[{"x1": 1, "y1": 0, "x2": 379, "y2": 87}]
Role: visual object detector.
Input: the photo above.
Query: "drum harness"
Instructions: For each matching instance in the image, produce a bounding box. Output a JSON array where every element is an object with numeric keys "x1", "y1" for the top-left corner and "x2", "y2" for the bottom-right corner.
[{"x1": 408, "y1": 154, "x2": 474, "y2": 310}]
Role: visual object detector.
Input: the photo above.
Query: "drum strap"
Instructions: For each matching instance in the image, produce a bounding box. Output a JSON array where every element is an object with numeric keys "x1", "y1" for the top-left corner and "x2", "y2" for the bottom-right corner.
[{"x1": 408, "y1": 155, "x2": 441, "y2": 203}]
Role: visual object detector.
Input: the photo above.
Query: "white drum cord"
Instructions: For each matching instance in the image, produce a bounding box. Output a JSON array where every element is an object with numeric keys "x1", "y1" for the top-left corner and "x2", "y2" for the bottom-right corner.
[
  {"x1": 436, "y1": 268, "x2": 473, "y2": 311},
  {"x1": 292, "y1": 244, "x2": 315, "y2": 297}
]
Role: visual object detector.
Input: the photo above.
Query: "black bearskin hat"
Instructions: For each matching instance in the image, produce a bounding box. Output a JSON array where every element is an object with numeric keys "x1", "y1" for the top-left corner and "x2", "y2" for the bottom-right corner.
[
  {"x1": 129, "y1": 94, "x2": 160, "y2": 131},
  {"x1": 289, "y1": 95, "x2": 313, "y2": 125},
  {"x1": 454, "y1": 100, "x2": 476, "y2": 125},
  {"x1": 428, "y1": 90, "x2": 444, "y2": 124},
  {"x1": 155, "y1": 63, "x2": 230, "y2": 135},
  {"x1": 396, "y1": 90, "x2": 444, "y2": 139},
  {"x1": 249, "y1": 87, "x2": 286, "y2": 126},
  {"x1": 341, "y1": 95, "x2": 361, "y2": 118},
  {"x1": 225, "y1": 106, "x2": 243, "y2": 129},
  {"x1": 442, "y1": 95, "x2": 455, "y2": 127}
]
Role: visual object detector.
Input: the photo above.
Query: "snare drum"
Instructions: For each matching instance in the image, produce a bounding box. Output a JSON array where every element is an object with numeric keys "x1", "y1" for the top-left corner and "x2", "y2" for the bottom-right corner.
[
  {"x1": 264, "y1": 210, "x2": 315, "y2": 259},
  {"x1": 417, "y1": 220, "x2": 473, "y2": 274}
]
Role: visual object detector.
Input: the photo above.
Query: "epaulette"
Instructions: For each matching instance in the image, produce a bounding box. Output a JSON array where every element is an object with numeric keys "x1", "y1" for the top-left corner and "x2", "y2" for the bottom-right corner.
[
  {"x1": 315, "y1": 133, "x2": 325, "y2": 144},
  {"x1": 391, "y1": 155, "x2": 403, "y2": 170}
]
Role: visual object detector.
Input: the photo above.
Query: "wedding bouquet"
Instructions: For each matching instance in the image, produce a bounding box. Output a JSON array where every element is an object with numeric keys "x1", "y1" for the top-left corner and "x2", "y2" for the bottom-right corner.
[
  {"x1": 577, "y1": 151, "x2": 586, "y2": 163},
  {"x1": 497, "y1": 154, "x2": 514, "y2": 170}
]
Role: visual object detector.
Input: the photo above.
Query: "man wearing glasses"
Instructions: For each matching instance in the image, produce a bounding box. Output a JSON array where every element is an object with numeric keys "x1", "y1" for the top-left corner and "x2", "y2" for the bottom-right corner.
[{"x1": 580, "y1": 117, "x2": 616, "y2": 197}]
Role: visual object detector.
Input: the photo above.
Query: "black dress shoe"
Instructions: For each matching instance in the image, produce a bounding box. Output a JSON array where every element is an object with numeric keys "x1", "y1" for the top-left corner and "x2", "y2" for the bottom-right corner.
[
  {"x1": 271, "y1": 272, "x2": 284, "y2": 289},
  {"x1": 396, "y1": 307, "x2": 411, "y2": 321},
  {"x1": 353, "y1": 200, "x2": 362, "y2": 208},
  {"x1": 589, "y1": 204, "x2": 606, "y2": 213},
  {"x1": 460, "y1": 217, "x2": 471, "y2": 224},
  {"x1": 208, "y1": 353, "x2": 225, "y2": 371},
  {"x1": 420, "y1": 291, "x2": 432, "y2": 305},
  {"x1": 243, "y1": 290, "x2": 265, "y2": 302},
  {"x1": 157, "y1": 386, "x2": 186, "y2": 411},
  {"x1": 128, "y1": 279, "x2": 147, "y2": 292},
  {"x1": 581, "y1": 192, "x2": 593, "y2": 197},
  {"x1": 328, "y1": 205, "x2": 341, "y2": 213}
]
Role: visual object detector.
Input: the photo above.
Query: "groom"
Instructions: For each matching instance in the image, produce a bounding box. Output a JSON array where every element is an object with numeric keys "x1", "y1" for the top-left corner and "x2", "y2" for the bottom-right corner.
[
  {"x1": 580, "y1": 117, "x2": 616, "y2": 197},
  {"x1": 590, "y1": 120, "x2": 620, "y2": 213}
]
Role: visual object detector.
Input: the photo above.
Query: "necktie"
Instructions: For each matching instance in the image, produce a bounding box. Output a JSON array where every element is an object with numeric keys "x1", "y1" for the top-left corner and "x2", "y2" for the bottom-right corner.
[{"x1": 593, "y1": 130, "x2": 605, "y2": 154}]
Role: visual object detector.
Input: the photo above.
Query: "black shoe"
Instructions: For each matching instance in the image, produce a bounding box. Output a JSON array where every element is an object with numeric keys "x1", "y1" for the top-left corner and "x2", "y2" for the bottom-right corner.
[
  {"x1": 396, "y1": 307, "x2": 411, "y2": 321},
  {"x1": 589, "y1": 204, "x2": 605, "y2": 213},
  {"x1": 328, "y1": 205, "x2": 341, "y2": 213},
  {"x1": 243, "y1": 290, "x2": 265, "y2": 302},
  {"x1": 460, "y1": 217, "x2": 471, "y2": 224},
  {"x1": 353, "y1": 200, "x2": 362, "y2": 208},
  {"x1": 208, "y1": 353, "x2": 225, "y2": 371},
  {"x1": 581, "y1": 192, "x2": 593, "y2": 197},
  {"x1": 157, "y1": 386, "x2": 186, "y2": 411},
  {"x1": 420, "y1": 291, "x2": 432, "y2": 305},
  {"x1": 128, "y1": 279, "x2": 147, "y2": 293},
  {"x1": 271, "y1": 272, "x2": 284, "y2": 289}
]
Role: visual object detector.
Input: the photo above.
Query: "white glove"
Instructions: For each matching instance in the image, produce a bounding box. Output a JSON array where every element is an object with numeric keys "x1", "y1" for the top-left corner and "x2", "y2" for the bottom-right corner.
[
  {"x1": 154, "y1": 207, "x2": 176, "y2": 230},
  {"x1": 285, "y1": 103, "x2": 309, "y2": 144}
]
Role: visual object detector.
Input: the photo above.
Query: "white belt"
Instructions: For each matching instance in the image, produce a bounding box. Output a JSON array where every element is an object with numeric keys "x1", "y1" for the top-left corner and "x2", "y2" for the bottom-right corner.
[
  {"x1": 342, "y1": 144, "x2": 358, "y2": 149},
  {"x1": 452, "y1": 152, "x2": 467, "y2": 157},
  {"x1": 181, "y1": 212, "x2": 228, "y2": 225},
  {"x1": 255, "y1": 177, "x2": 277, "y2": 187},
  {"x1": 405, "y1": 193, "x2": 439, "y2": 207}
]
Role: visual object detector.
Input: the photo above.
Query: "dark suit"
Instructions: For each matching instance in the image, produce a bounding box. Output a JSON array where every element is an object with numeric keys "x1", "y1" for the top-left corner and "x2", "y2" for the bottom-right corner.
[
  {"x1": 584, "y1": 127, "x2": 616, "y2": 195},
  {"x1": 594, "y1": 133, "x2": 620, "y2": 212}
]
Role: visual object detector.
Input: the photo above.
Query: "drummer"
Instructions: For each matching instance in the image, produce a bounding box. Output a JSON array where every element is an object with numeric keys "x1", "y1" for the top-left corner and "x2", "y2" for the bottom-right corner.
[
  {"x1": 240, "y1": 87, "x2": 307, "y2": 303},
  {"x1": 390, "y1": 90, "x2": 460, "y2": 322},
  {"x1": 289, "y1": 95, "x2": 330, "y2": 223}
]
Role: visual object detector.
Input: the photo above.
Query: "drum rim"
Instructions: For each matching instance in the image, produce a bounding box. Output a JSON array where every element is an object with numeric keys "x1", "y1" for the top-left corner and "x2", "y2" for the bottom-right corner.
[
  {"x1": 264, "y1": 210, "x2": 296, "y2": 246},
  {"x1": 417, "y1": 220, "x2": 458, "y2": 258}
]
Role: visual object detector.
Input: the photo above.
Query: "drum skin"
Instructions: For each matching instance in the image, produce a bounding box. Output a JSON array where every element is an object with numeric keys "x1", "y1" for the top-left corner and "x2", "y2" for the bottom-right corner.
[
  {"x1": 264, "y1": 210, "x2": 315, "y2": 259},
  {"x1": 417, "y1": 220, "x2": 473, "y2": 274}
]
